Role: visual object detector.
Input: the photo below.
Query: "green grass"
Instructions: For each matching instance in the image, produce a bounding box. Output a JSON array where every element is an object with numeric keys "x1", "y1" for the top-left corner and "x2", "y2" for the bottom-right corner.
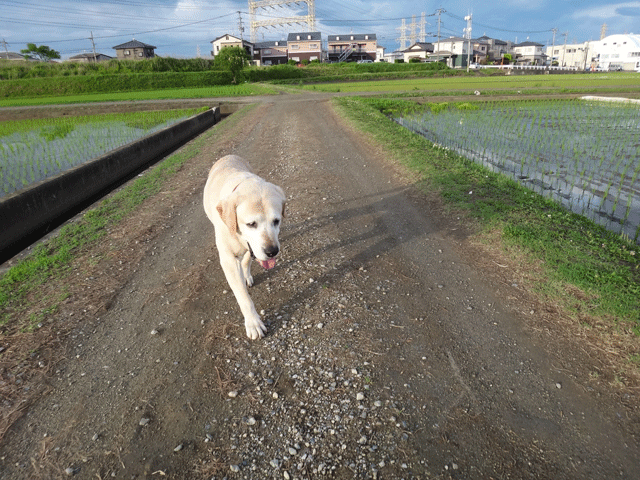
[
  {"x1": 0, "y1": 83, "x2": 276, "y2": 107},
  {"x1": 0, "y1": 103, "x2": 257, "y2": 333},
  {"x1": 300, "y1": 72, "x2": 640, "y2": 94},
  {"x1": 0, "y1": 107, "x2": 208, "y2": 136},
  {"x1": 333, "y1": 96, "x2": 640, "y2": 333}
]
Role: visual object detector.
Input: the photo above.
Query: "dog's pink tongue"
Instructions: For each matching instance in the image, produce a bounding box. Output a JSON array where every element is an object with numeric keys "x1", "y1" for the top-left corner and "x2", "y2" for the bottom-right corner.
[{"x1": 259, "y1": 258, "x2": 277, "y2": 270}]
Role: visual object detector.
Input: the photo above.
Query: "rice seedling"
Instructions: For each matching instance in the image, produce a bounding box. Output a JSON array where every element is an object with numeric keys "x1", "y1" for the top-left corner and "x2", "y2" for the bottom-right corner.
[
  {"x1": 395, "y1": 99, "x2": 640, "y2": 242},
  {"x1": 0, "y1": 108, "x2": 207, "y2": 198}
]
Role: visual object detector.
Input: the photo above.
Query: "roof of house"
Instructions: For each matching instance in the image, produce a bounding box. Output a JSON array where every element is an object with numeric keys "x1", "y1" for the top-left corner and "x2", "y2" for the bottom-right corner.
[
  {"x1": 0, "y1": 51, "x2": 24, "y2": 60},
  {"x1": 403, "y1": 42, "x2": 433, "y2": 52},
  {"x1": 515, "y1": 41, "x2": 544, "y2": 47},
  {"x1": 287, "y1": 32, "x2": 322, "y2": 42},
  {"x1": 112, "y1": 39, "x2": 156, "y2": 49},
  {"x1": 327, "y1": 34, "x2": 377, "y2": 41},
  {"x1": 254, "y1": 41, "x2": 287, "y2": 48},
  {"x1": 211, "y1": 34, "x2": 253, "y2": 46},
  {"x1": 69, "y1": 53, "x2": 112, "y2": 60}
]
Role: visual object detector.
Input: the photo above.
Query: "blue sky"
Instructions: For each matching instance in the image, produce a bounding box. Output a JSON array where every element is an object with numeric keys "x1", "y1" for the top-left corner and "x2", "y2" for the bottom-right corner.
[{"x1": 1, "y1": 0, "x2": 638, "y2": 59}]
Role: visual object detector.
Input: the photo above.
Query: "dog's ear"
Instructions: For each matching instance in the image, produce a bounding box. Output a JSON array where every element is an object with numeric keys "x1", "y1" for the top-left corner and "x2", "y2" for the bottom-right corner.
[
  {"x1": 216, "y1": 197, "x2": 238, "y2": 233},
  {"x1": 275, "y1": 185, "x2": 286, "y2": 218}
]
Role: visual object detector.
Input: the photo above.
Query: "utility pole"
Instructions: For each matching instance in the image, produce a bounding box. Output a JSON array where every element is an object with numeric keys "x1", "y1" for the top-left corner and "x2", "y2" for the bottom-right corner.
[
  {"x1": 1, "y1": 38, "x2": 9, "y2": 55},
  {"x1": 238, "y1": 11, "x2": 244, "y2": 42},
  {"x1": 464, "y1": 14, "x2": 472, "y2": 71},
  {"x1": 89, "y1": 31, "x2": 97, "y2": 62},
  {"x1": 435, "y1": 8, "x2": 444, "y2": 64},
  {"x1": 561, "y1": 31, "x2": 568, "y2": 67},
  {"x1": 550, "y1": 28, "x2": 557, "y2": 67}
]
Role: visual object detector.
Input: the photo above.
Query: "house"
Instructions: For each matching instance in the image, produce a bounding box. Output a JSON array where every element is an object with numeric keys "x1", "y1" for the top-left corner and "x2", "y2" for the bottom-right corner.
[
  {"x1": 287, "y1": 32, "x2": 322, "y2": 63},
  {"x1": 431, "y1": 36, "x2": 472, "y2": 68},
  {"x1": 112, "y1": 39, "x2": 156, "y2": 60},
  {"x1": 471, "y1": 39, "x2": 489, "y2": 64},
  {"x1": 477, "y1": 36, "x2": 513, "y2": 63},
  {"x1": 513, "y1": 41, "x2": 546, "y2": 65},
  {"x1": 327, "y1": 34, "x2": 377, "y2": 63},
  {"x1": 211, "y1": 34, "x2": 254, "y2": 60},
  {"x1": 545, "y1": 41, "x2": 592, "y2": 69},
  {"x1": 402, "y1": 42, "x2": 433, "y2": 63},
  {"x1": 593, "y1": 34, "x2": 640, "y2": 71},
  {"x1": 68, "y1": 52, "x2": 113, "y2": 63},
  {"x1": 0, "y1": 51, "x2": 25, "y2": 61},
  {"x1": 253, "y1": 40, "x2": 288, "y2": 66}
]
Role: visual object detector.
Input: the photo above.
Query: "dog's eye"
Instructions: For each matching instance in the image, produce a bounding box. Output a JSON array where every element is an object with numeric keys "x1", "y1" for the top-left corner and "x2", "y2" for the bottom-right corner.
[
  {"x1": 273, "y1": 219, "x2": 280, "y2": 226},
  {"x1": 246, "y1": 222, "x2": 257, "y2": 229}
]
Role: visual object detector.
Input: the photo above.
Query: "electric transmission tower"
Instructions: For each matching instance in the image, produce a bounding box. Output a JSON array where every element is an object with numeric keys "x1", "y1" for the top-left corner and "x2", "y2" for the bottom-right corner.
[
  {"x1": 249, "y1": 0, "x2": 316, "y2": 43},
  {"x1": 396, "y1": 12, "x2": 427, "y2": 50}
]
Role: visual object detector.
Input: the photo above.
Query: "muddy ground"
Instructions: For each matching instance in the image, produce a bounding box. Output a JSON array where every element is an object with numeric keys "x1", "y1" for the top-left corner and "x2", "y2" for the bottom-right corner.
[{"x1": 0, "y1": 91, "x2": 639, "y2": 479}]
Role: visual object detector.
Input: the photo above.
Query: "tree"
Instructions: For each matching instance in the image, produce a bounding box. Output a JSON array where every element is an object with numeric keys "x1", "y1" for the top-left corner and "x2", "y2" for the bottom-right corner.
[
  {"x1": 215, "y1": 46, "x2": 249, "y2": 84},
  {"x1": 20, "y1": 43, "x2": 61, "y2": 61}
]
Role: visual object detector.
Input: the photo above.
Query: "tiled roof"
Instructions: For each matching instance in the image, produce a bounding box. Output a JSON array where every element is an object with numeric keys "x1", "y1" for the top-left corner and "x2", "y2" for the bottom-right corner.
[{"x1": 112, "y1": 39, "x2": 156, "y2": 49}]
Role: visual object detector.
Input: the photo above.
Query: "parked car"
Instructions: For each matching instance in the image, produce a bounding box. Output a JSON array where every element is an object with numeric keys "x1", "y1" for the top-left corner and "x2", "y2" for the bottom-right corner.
[{"x1": 357, "y1": 59, "x2": 373, "y2": 64}]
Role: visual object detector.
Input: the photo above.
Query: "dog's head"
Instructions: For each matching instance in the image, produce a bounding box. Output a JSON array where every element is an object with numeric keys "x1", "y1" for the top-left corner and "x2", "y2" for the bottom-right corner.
[{"x1": 216, "y1": 179, "x2": 286, "y2": 269}]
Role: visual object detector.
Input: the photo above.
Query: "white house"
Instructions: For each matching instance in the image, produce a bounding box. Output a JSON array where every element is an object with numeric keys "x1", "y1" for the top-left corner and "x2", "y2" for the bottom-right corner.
[
  {"x1": 545, "y1": 41, "x2": 593, "y2": 69},
  {"x1": 513, "y1": 41, "x2": 546, "y2": 65},
  {"x1": 211, "y1": 34, "x2": 254, "y2": 59},
  {"x1": 593, "y1": 34, "x2": 640, "y2": 71}
]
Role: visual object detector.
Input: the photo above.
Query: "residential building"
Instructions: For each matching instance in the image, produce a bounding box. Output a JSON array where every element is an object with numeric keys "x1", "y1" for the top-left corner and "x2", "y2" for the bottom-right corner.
[
  {"x1": 593, "y1": 34, "x2": 640, "y2": 71},
  {"x1": 402, "y1": 42, "x2": 433, "y2": 63},
  {"x1": 477, "y1": 36, "x2": 513, "y2": 63},
  {"x1": 431, "y1": 36, "x2": 472, "y2": 68},
  {"x1": 68, "y1": 52, "x2": 113, "y2": 63},
  {"x1": 513, "y1": 41, "x2": 546, "y2": 65},
  {"x1": 253, "y1": 40, "x2": 288, "y2": 66},
  {"x1": 211, "y1": 34, "x2": 254, "y2": 60},
  {"x1": 112, "y1": 39, "x2": 156, "y2": 60},
  {"x1": 327, "y1": 34, "x2": 377, "y2": 63},
  {"x1": 545, "y1": 41, "x2": 593, "y2": 69},
  {"x1": 287, "y1": 32, "x2": 322, "y2": 63}
]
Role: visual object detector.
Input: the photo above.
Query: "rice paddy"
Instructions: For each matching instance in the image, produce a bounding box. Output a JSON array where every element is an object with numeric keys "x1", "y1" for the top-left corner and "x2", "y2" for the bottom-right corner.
[
  {"x1": 0, "y1": 108, "x2": 207, "y2": 198},
  {"x1": 395, "y1": 98, "x2": 640, "y2": 243}
]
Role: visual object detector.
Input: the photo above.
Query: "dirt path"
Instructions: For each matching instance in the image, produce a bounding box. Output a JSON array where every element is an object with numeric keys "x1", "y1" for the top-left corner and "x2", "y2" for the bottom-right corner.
[{"x1": 1, "y1": 92, "x2": 639, "y2": 479}]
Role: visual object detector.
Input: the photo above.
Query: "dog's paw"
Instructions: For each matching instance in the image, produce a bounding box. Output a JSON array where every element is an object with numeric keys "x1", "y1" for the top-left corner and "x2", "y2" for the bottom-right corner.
[
  {"x1": 245, "y1": 274, "x2": 254, "y2": 288},
  {"x1": 245, "y1": 315, "x2": 266, "y2": 340}
]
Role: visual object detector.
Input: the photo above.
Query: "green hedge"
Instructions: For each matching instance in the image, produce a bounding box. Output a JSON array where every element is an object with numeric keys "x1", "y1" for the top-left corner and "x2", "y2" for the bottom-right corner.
[{"x1": 0, "y1": 71, "x2": 234, "y2": 98}]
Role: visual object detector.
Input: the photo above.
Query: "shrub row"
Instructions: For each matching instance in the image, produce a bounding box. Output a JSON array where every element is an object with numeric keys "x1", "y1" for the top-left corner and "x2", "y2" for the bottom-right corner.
[
  {"x1": 0, "y1": 57, "x2": 218, "y2": 80},
  {"x1": 0, "y1": 71, "x2": 234, "y2": 98}
]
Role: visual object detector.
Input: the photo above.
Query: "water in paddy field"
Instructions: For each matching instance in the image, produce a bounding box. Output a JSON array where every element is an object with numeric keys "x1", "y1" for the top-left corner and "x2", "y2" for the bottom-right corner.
[
  {"x1": 0, "y1": 116, "x2": 189, "y2": 199},
  {"x1": 396, "y1": 99, "x2": 640, "y2": 244}
]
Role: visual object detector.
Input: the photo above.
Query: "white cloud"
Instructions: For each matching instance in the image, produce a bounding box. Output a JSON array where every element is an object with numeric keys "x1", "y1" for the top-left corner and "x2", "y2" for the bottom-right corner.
[{"x1": 573, "y1": 1, "x2": 640, "y2": 19}]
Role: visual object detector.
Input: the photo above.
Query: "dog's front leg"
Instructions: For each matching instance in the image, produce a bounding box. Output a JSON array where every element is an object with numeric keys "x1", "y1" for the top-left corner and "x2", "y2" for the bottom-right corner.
[
  {"x1": 241, "y1": 250, "x2": 253, "y2": 287},
  {"x1": 219, "y1": 252, "x2": 266, "y2": 340}
]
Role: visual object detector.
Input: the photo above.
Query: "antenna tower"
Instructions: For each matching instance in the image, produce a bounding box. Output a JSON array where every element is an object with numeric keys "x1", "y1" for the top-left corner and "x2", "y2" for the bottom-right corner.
[{"x1": 249, "y1": 0, "x2": 316, "y2": 43}]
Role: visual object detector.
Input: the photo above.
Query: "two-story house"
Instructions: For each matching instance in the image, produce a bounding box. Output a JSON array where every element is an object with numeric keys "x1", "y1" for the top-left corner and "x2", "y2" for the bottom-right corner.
[
  {"x1": 112, "y1": 39, "x2": 156, "y2": 60},
  {"x1": 327, "y1": 34, "x2": 377, "y2": 63},
  {"x1": 287, "y1": 32, "x2": 322, "y2": 63},
  {"x1": 513, "y1": 41, "x2": 546, "y2": 65},
  {"x1": 477, "y1": 36, "x2": 513, "y2": 64},
  {"x1": 253, "y1": 40, "x2": 288, "y2": 66},
  {"x1": 402, "y1": 42, "x2": 433, "y2": 63},
  {"x1": 211, "y1": 34, "x2": 254, "y2": 60},
  {"x1": 431, "y1": 36, "x2": 471, "y2": 68}
]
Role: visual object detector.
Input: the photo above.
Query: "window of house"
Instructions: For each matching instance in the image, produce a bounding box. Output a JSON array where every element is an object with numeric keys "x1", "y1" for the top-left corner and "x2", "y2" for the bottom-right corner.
[
  {"x1": 264, "y1": 49, "x2": 272, "y2": 55},
  {"x1": 291, "y1": 45, "x2": 299, "y2": 50},
  {"x1": 124, "y1": 50, "x2": 130, "y2": 55},
  {"x1": 308, "y1": 35, "x2": 312, "y2": 40},
  {"x1": 310, "y1": 44, "x2": 318, "y2": 49}
]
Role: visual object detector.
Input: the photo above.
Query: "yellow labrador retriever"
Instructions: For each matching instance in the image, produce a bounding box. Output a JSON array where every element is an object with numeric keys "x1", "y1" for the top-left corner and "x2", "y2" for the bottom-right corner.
[{"x1": 203, "y1": 155, "x2": 286, "y2": 340}]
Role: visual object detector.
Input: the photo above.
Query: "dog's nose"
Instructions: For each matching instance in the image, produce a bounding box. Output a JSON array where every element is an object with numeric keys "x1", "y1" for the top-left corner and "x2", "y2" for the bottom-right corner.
[{"x1": 265, "y1": 245, "x2": 279, "y2": 258}]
